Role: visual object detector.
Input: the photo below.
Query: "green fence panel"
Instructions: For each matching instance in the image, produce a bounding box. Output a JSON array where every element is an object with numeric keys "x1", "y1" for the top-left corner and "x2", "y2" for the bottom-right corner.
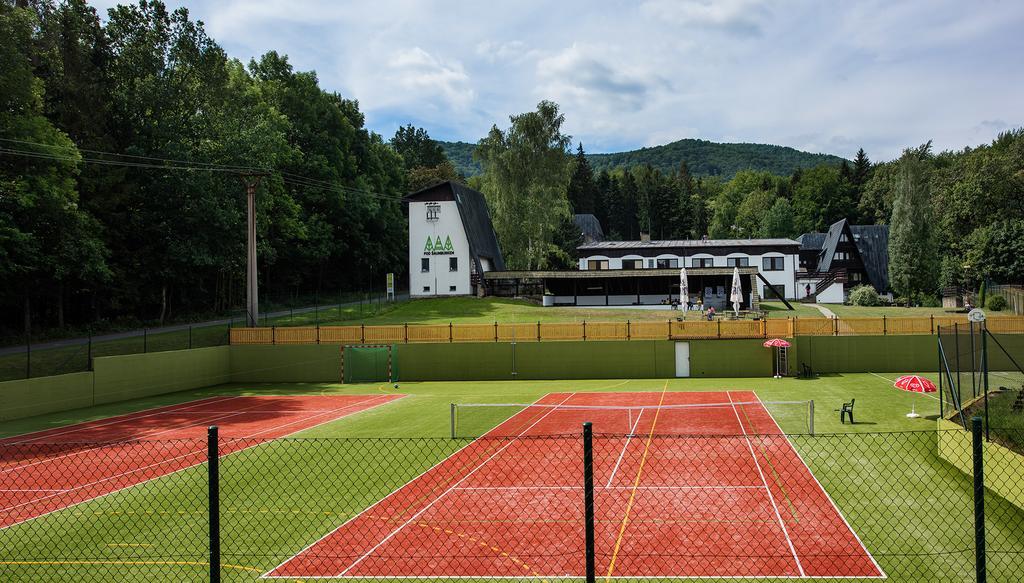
[
  {"x1": 514, "y1": 341, "x2": 673, "y2": 380},
  {"x1": 795, "y1": 335, "x2": 936, "y2": 374},
  {"x1": 687, "y1": 339, "x2": 774, "y2": 377},
  {"x1": 229, "y1": 345, "x2": 342, "y2": 383},
  {"x1": 396, "y1": 343, "x2": 514, "y2": 381},
  {"x1": 92, "y1": 346, "x2": 231, "y2": 404},
  {"x1": 0, "y1": 372, "x2": 95, "y2": 421}
]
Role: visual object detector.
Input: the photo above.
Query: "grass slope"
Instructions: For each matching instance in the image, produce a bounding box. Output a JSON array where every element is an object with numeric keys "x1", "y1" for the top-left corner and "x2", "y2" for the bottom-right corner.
[{"x1": 1, "y1": 373, "x2": 1022, "y2": 582}]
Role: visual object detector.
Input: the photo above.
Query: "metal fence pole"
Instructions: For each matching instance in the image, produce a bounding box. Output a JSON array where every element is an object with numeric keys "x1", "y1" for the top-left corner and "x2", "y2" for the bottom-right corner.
[
  {"x1": 26, "y1": 333, "x2": 31, "y2": 379},
  {"x1": 982, "y1": 326, "x2": 990, "y2": 442},
  {"x1": 583, "y1": 422, "x2": 596, "y2": 583},
  {"x1": 188, "y1": 325, "x2": 193, "y2": 350},
  {"x1": 972, "y1": 416, "x2": 986, "y2": 583},
  {"x1": 208, "y1": 425, "x2": 221, "y2": 583},
  {"x1": 808, "y1": 400, "x2": 815, "y2": 436},
  {"x1": 88, "y1": 333, "x2": 93, "y2": 371},
  {"x1": 143, "y1": 328, "x2": 148, "y2": 353},
  {"x1": 450, "y1": 403, "x2": 457, "y2": 439},
  {"x1": 954, "y1": 323, "x2": 961, "y2": 401}
]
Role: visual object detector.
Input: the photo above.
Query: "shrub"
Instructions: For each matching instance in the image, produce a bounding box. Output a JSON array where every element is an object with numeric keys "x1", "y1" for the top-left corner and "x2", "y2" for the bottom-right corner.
[
  {"x1": 919, "y1": 294, "x2": 941, "y2": 308},
  {"x1": 987, "y1": 294, "x2": 1007, "y2": 311},
  {"x1": 849, "y1": 285, "x2": 881, "y2": 306}
]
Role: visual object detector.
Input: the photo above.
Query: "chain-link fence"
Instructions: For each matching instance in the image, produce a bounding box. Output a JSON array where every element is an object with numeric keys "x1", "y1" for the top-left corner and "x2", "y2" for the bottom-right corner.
[
  {"x1": 1, "y1": 425, "x2": 1022, "y2": 582},
  {"x1": 0, "y1": 291, "x2": 399, "y2": 382}
]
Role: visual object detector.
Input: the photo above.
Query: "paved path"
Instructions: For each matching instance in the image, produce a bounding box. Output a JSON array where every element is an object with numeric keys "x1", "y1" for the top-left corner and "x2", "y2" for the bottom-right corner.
[
  {"x1": 0, "y1": 293, "x2": 407, "y2": 356},
  {"x1": 809, "y1": 304, "x2": 837, "y2": 318}
]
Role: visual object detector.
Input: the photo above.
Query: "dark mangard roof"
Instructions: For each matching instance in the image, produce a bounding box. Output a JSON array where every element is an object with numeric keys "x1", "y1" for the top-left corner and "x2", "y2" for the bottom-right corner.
[
  {"x1": 797, "y1": 232, "x2": 826, "y2": 251},
  {"x1": 573, "y1": 214, "x2": 604, "y2": 242},
  {"x1": 799, "y1": 219, "x2": 889, "y2": 292},
  {"x1": 405, "y1": 181, "x2": 505, "y2": 272},
  {"x1": 851, "y1": 224, "x2": 889, "y2": 292}
]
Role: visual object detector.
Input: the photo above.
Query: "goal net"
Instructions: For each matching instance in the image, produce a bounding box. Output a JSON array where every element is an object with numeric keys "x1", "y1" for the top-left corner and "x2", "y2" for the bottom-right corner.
[
  {"x1": 449, "y1": 399, "x2": 814, "y2": 438},
  {"x1": 341, "y1": 344, "x2": 395, "y2": 383}
]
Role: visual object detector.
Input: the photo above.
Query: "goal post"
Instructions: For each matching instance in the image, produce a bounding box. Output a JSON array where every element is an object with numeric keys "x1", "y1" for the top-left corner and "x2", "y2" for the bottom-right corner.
[{"x1": 341, "y1": 344, "x2": 395, "y2": 383}]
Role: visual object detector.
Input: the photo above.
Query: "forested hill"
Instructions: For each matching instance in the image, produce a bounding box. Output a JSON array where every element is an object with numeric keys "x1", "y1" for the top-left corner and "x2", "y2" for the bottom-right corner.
[{"x1": 439, "y1": 138, "x2": 847, "y2": 178}]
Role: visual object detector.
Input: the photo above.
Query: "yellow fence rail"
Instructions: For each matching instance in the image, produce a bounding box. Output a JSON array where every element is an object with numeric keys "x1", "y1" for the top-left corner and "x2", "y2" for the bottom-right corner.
[{"x1": 229, "y1": 315, "x2": 1024, "y2": 345}]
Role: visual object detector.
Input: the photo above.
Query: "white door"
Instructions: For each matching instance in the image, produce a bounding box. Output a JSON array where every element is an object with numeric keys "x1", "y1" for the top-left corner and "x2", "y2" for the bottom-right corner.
[{"x1": 674, "y1": 342, "x2": 690, "y2": 378}]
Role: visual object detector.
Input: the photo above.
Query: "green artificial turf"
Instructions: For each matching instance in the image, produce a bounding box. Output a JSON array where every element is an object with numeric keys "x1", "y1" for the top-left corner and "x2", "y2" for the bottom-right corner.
[{"x1": 2, "y1": 373, "x2": 1022, "y2": 581}]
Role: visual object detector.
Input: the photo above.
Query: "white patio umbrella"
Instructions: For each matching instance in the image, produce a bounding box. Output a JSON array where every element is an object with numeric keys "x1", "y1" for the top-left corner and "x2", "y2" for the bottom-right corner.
[
  {"x1": 730, "y1": 266, "x2": 743, "y2": 317},
  {"x1": 679, "y1": 266, "x2": 689, "y2": 311}
]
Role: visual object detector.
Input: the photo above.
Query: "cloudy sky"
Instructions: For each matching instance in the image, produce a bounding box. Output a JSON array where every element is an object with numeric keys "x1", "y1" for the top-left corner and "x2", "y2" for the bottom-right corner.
[{"x1": 90, "y1": 0, "x2": 1024, "y2": 160}]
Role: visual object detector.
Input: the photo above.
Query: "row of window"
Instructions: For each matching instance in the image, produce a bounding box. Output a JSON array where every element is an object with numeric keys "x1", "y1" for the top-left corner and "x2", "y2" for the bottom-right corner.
[
  {"x1": 421, "y1": 257, "x2": 458, "y2": 272},
  {"x1": 587, "y1": 256, "x2": 786, "y2": 271},
  {"x1": 422, "y1": 285, "x2": 458, "y2": 293}
]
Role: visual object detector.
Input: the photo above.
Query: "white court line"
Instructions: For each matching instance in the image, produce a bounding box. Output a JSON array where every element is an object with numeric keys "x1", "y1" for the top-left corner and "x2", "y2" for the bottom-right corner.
[
  {"x1": 749, "y1": 393, "x2": 886, "y2": 579},
  {"x1": 728, "y1": 392, "x2": 805, "y2": 578},
  {"x1": 0, "y1": 395, "x2": 402, "y2": 530},
  {"x1": 334, "y1": 393, "x2": 577, "y2": 577},
  {"x1": 453, "y1": 485, "x2": 764, "y2": 491},
  {"x1": 605, "y1": 408, "x2": 644, "y2": 488},
  {"x1": 260, "y1": 393, "x2": 569, "y2": 579},
  {"x1": 0, "y1": 397, "x2": 276, "y2": 475},
  {"x1": 0, "y1": 396, "x2": 239, "y2": 445},
  {"x1": 0, "y1": 489, "x2": 67, "y2": 492}
]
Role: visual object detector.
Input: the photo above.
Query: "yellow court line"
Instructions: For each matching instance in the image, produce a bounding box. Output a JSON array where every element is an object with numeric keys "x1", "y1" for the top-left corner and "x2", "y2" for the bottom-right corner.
[
  {"x1": 604, "y1": 381, "x2": 668, "y2": 581},
  {"x1": 0, "y1": 560, "x2": 263, "y2": 573}
]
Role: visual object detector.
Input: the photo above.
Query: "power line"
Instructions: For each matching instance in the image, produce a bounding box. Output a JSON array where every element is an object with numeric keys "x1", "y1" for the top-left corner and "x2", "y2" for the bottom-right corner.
[{"x1": 0, "y1": 138, "x2": 408, "y2": 202}]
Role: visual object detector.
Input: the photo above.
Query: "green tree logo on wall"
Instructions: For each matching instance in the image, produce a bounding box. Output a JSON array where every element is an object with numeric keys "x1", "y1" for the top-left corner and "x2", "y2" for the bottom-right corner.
[{"x1": 424, "y1": 235, "x2": 455, "y2": 255}]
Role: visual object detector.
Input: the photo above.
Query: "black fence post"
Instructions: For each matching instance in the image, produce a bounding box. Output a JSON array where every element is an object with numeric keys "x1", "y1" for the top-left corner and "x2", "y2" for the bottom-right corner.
[
  {"x1": 208, "y1": 425, "x2": 221, "y2": 583},
  {"x1": 143, "y1": 328, "x2": 148, "y2": 353},
  {"x1": 25, "y1": 333, "x2": 31, "y2": 379},
  {"x1": 188, "y1": 325, "x2": 193, "y2": 350},
  {"x1": 88, "y1": 332, "x2": 93, "y2": 371},
  {"x1": 583, "y1": 422, "x2": 596, "y2": 583},
  {"x1": 972, "y1": 416, "x2": 986, "y2": 583}
]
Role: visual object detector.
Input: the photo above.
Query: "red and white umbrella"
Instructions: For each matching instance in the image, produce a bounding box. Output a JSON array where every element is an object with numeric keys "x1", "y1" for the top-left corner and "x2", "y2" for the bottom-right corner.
[
  {"x1": 894, "y1": 375, "x2": 936, "y2": 418},
  {"x1": 763, "y1": 338, "x2": 791, "y2": 377}
]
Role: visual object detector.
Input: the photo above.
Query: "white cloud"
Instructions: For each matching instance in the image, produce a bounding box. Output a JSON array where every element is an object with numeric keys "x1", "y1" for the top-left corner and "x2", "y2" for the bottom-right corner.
[
  {"x1": 385, "y1": 48, "x2": 474, "y2": 109},
  {"x1": 640, "y1": 0, "x2": 770, "y2": 35},
  {"x1": 81, "y1": 0, "x2": 1024, "y2": 159}
]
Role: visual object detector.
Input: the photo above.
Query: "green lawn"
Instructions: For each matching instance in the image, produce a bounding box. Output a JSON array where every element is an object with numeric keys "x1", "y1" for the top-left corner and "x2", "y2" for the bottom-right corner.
[
  {"x1": 759, "y1": 300, "x2": 825, "y2": 318},
  {"x1": 1, "y1": 373, "x2": 1021, "y2": 582},
  {"x1": 825, "y1": 304, "x2": 967, "y2": 318}
]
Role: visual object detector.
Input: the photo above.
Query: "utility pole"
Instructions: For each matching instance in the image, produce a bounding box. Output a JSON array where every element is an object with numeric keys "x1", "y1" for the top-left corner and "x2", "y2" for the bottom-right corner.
[{"x1": 239, "y1": 172, "x2": 268, "y2": 327}]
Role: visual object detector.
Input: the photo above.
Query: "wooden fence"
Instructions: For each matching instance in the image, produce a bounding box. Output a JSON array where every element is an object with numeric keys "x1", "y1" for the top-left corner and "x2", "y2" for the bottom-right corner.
[{"x1": 229, "y1": 315, "x2": 1024, "y2": 345}]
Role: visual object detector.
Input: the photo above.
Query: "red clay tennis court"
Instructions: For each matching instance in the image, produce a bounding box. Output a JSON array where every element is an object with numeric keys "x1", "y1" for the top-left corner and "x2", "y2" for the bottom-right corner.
[
  {"x1": 0, "y1": 394, "x2": 402, "y2": 529},
  {"x1": 268, "y1": 390, "x2": 884, "y2": 579}
]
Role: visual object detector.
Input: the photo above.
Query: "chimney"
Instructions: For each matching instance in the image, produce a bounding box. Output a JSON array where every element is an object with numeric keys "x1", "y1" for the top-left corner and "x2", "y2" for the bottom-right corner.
[{"x1": 640, "y1": 232, "x2": 651, "y2": 243}]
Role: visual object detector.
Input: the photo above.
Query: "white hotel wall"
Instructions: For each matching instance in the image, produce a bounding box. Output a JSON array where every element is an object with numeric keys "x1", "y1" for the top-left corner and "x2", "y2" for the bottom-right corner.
[{"x1": 408, "y1": 200, "x2": 471, "y2": 297}]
